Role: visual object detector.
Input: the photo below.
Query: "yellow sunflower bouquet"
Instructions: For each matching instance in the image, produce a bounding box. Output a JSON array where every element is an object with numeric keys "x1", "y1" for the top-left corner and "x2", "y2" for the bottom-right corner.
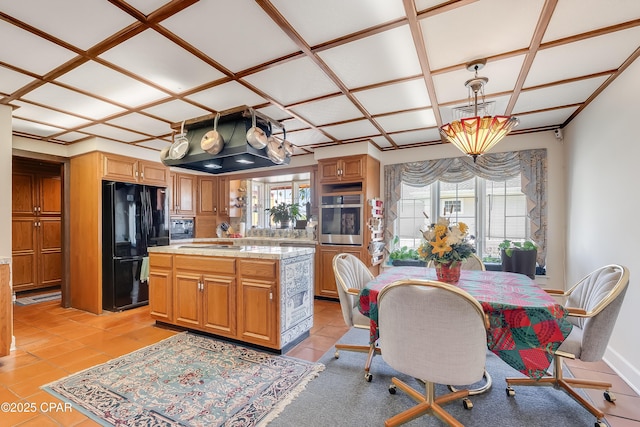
[{"x1": 417, "y1": 217, "x2": 475, "y2": 266}]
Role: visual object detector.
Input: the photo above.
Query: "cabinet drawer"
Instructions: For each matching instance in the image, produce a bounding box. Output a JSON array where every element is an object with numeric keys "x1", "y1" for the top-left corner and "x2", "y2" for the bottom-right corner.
[
  {"x1": 149, "y1": 253, "x2": 173, "y2": 269},
  {"x1": 175, "y1": 255, "x2": 235, "y2": 274},
  {"x1": 239, "y1": 260, "x2": 277, "y2": 279}
]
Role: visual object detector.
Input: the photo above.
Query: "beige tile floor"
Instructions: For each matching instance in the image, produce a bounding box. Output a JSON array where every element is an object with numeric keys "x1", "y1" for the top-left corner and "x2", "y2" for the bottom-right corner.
[{"x1": 1, "y1": 296, "x2": 638, "y2": 426}]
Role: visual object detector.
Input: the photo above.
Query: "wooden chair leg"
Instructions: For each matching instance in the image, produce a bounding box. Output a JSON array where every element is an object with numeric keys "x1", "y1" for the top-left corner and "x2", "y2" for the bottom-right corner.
[
  {"x1": 335, "y1": 342, "x2": 380, "y2": 381},
  {"x1": 506, "y1": 356, "x2": 610, "y2": 424},
  {"x1": 386, "y1": 378, "x2": 472, "y2": 427}
]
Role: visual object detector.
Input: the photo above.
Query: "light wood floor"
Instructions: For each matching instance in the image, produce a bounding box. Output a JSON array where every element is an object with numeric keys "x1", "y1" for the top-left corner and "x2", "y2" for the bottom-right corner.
[{"x1": 1, "y1": 297, "x2": 638, "y2": 426}]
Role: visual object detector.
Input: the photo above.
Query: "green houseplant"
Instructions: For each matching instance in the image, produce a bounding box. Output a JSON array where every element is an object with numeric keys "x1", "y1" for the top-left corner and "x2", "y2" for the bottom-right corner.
[
  {"x1": 499, "y1": 239, "x2": 538, "y2": 279},
  {"x1": 388, "y1": 236, "x2": 424, "y2": 266},
  {"x1": 266, "y1": 202, "x2": 302, "y2": 228}
]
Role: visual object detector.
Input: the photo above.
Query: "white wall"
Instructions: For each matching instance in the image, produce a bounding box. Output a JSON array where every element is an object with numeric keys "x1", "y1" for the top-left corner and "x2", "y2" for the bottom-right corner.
[
  {"x1": 378, "y1": 133, "x2": 567, "y2": 288},
  {"x1": 563, "y1": 57, "x2": 640, "y2": 392}
]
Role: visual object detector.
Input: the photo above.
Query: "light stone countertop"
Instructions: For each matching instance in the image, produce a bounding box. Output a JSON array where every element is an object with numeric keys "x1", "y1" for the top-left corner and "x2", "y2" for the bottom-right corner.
[
  {"x1": 173, "y1": 237, "x2": 317, "y2": 245},
  {"x1": 148, "y1": 244, "x2": 315, "y2": 260},
  {"x1": 0, "y1": 257, "x2": 9, "y2": 265}
]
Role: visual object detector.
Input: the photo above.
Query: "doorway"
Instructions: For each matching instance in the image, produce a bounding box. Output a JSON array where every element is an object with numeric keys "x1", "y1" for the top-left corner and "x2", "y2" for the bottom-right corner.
[{"x1": 11, "y1": 154, "x2": 69, "y2": 307}]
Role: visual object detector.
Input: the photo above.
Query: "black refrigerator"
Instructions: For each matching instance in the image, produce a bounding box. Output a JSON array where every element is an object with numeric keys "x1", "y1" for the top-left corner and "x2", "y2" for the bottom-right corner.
[{"x1": 102, "y1": 181, "x2": 170, "y2": 311}]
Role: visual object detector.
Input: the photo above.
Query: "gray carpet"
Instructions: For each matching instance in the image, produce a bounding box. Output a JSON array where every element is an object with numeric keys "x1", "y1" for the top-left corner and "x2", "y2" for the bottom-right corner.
[{"x1": 273, "y1": 328, "x2": 598, "y2": 426}]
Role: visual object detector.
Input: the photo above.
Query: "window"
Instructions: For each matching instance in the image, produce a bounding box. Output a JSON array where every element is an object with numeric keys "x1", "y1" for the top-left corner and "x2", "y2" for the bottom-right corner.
[
  {"x1": 263, "y1": 181, "x2": 310, "y2": 228},
  {"x1": 395, "y1": 176, "x2": 528, "y2": 262},
  {"x1": 444, "y1": 200, "x2": 462, "y2": 214},
  {"x1": 484, "y1": 176, "x2": 528, "y2": 260}
]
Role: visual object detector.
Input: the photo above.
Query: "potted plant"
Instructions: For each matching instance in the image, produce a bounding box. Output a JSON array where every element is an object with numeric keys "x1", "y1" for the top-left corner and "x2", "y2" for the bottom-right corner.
[
  {"x1": 499, "y1": 239, "x2": 538, "y2": 279},
  {"x1": 388, "y1": 236, "x2": 425, "y2": 266},
  {"x1": 417, "y1": 218, "x2": 475, "y2": 283},
  {"x1": 266, "y1": 202, "x2": 302, "y2": 228}
]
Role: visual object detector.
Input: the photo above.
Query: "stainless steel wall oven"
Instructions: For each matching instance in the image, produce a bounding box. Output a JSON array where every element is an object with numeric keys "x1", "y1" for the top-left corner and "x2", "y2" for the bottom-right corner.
[{"x1": 320, "y1": 194, "x2": 363, "y2": 246}]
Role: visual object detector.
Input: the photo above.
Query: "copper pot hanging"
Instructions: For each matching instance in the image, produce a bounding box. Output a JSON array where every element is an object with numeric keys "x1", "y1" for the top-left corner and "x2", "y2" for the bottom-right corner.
[
  {"x1": 266, "y1": 136, "x2": 286, "y2": 164},
  {"x1": 169, "y1": 120, "x2": 189, "y2": 160},
  {"x1": 246, "y1": 109, "x2": 267, "y2": 149},
  {"x1": 200, "y1": 112, "x2": 224, "y2": 155}
]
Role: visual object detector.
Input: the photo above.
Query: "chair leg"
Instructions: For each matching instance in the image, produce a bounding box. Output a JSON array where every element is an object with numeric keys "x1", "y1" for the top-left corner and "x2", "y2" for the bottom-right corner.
[
  {"x1": 334, "y1": 342, "x2": 381, "y2": 381},
  {"x1": 505, "y1": 355, "x2": 611, "y2": 423},
  {"x1": 386, "y1": 378, "x2": 470, "y2": 427}
]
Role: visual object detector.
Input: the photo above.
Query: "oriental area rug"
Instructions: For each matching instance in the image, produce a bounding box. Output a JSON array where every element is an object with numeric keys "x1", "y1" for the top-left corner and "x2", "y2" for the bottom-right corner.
[{"x1": 43, "y1": 332, "x2": 324, "y2": 427}]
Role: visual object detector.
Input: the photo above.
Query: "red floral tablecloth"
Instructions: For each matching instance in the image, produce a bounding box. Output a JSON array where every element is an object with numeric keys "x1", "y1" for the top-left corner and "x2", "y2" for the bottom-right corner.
[{"x1": 359, "y1": 267, "x2": 572, "y2": 380}]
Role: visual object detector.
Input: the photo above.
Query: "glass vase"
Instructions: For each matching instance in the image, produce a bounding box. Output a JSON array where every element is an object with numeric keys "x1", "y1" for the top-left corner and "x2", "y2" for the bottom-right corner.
[{"x1": 435, "y1": 262, "x2": 461, "y2": 283}]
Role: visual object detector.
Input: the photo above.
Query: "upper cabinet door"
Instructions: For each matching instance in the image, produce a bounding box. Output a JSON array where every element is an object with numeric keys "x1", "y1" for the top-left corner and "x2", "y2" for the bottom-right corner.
[
  {"x1": 39, "y1": 176, "x2": 62, "y2": 216},
  {"x1": 103, "y1": 154, "x2": 138, "y2": 183},
  {"x1": 12, "y1": 172, "x2": 36, "y2": 215},
  {"x1": 340, "y1": 156, "x2": 365, "y2": 181},
  {"x1": 139, "y1": 160, "x2": 169, "y2": 186}
]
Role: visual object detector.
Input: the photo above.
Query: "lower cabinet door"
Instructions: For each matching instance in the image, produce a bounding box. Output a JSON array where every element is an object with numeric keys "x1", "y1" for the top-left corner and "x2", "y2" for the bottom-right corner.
[
  {"x1": 149, "y1": 267, "x2": 173, "y2": 322},
  {"x1": 238, "y1": 278, "x2": 277, "y2": 347},
  {"x1": 174, "y1": 272, "x2": 201, "y2": 328},
  {"x1": 202, "y1": 274, "x2": 236, "y2": 337}
]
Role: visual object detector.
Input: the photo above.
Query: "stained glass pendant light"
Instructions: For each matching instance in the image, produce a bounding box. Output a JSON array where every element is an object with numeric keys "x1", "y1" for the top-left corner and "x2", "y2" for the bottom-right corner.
[{"x1": 440, "y1": 59, "x2": 519, "y2": 161}]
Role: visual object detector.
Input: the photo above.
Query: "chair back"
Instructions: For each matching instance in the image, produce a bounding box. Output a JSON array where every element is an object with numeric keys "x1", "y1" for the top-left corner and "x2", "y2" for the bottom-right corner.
[
  {"x1": 566, "y1": 264, "x2": 629, "y2": 361},
  {"x1": 378, "y1": 280, "x2": 487, "y2": 386},
  {"x1": 461, "y1": 253, "x2": 486, "y2": 271},
  {"x1": 333, "y1": 253, "x2": 374, "y2": 328},
  {"x1": 426, "y1": 253, "x2": 486, "y2": 271}
]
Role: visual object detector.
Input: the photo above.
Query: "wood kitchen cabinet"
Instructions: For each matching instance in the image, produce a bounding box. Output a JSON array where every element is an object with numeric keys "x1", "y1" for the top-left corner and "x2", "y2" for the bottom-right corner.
[
  {"x1": 218, "y1": 175, "x2": 230, "y2": 220},
  {"x1": 317, "y1": 246, "x2": 363, "y2": 298},
  {"x1": 197, "y1": 175, "x2": 218, "y2": 215},
  {"x1": 12, "y1": 160, "x2": 62, "y2": 292},
  {"x1": 316, "y1": 154, "x2": 381, "y2": 299},
  {"x1": 70, "y1": 151, "x2": 169, "y2": 314},
  {"x1": 103, "y1": 153, "x2": 169, "y2": 186},
  {"x1": 195, "y1": 176, "x2": 218, "y2": 238},
  {"x1": 318, "y1": 155, "x2": 366, "y2": 183},
  {"x1": 237, "y1": 259, "x2": 278, "y2": 347},
  {"x1": 148, "y1": 254, "x2": 173, "y2": 322},
  {"x1": 172, "y1": 255, "x2": 237, "y2": 338},
  {"x1": 170, "y1": 172, "x2": 196, "y2": 216}
]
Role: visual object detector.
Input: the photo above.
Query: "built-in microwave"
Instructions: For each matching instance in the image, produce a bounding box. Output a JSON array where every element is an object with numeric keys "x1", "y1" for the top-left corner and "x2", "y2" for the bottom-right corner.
[
  {"x1": 320, "y1": 194, "x2": 363, "y2": 246},
  {"x1": 170, "y1": 218, "x2": 194, "y2": 240}
]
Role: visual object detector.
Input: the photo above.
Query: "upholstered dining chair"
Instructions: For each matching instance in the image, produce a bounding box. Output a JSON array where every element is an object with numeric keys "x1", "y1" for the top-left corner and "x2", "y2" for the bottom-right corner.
[
  {"x1": 428, "y1": 252, "x2": 491, "y2": 395},
  {"x1": 505, "y1": 264, "x2": 630, "y2": 427},
  {"x1": 378, "y1": 279, "x2": 489, "y2": 427},
  {"x1": 426, "y1": 253, "x2": 486, "y2": 271},
  {"x1": 332, "y1": 253, "x2": 381, "y2": 382}
]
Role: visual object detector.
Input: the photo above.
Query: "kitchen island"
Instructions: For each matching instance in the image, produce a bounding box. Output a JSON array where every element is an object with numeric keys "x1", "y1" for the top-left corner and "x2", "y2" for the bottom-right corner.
[{"x1": 147, "y1": 244, "x2": 315, "y2": 352}]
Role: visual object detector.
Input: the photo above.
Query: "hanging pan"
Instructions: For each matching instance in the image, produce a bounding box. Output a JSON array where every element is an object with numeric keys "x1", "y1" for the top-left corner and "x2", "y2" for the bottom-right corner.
[
  {"x1": 159, "y1": 146, "x2": 170, "y2": 165},
  {"x1": 201, "y1": 112, "x2": 224, "y2": 155},
  {"x1": 266, "y1": 136, "x2": 286, "y2": 165},
  {"x1": 246, "y1": 109, "x2": 268, "y2": 149},
  {"x1": 282, "y1": 128, "x2": 294, "y2": 157},
  {"x1": 169, "y1": 120, "x2": 190, "y2": 160}
]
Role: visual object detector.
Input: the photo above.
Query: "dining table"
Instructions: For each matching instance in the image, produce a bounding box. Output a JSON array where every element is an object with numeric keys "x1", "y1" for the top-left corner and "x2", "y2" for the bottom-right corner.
[{"x1": 358, "y1": 266, "x2": 573, "y2": 380}]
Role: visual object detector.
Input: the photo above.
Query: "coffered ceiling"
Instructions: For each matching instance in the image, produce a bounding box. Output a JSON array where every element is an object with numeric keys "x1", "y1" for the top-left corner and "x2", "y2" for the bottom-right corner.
[{"x1": 1, "y1": 0, "x2": 639, "y2": 156}]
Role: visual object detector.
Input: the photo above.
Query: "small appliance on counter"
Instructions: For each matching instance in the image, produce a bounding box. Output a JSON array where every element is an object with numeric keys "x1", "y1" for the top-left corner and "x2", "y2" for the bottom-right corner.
[{"x1": 216, "y1": 222, "x2": 231, "y2": 238}]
